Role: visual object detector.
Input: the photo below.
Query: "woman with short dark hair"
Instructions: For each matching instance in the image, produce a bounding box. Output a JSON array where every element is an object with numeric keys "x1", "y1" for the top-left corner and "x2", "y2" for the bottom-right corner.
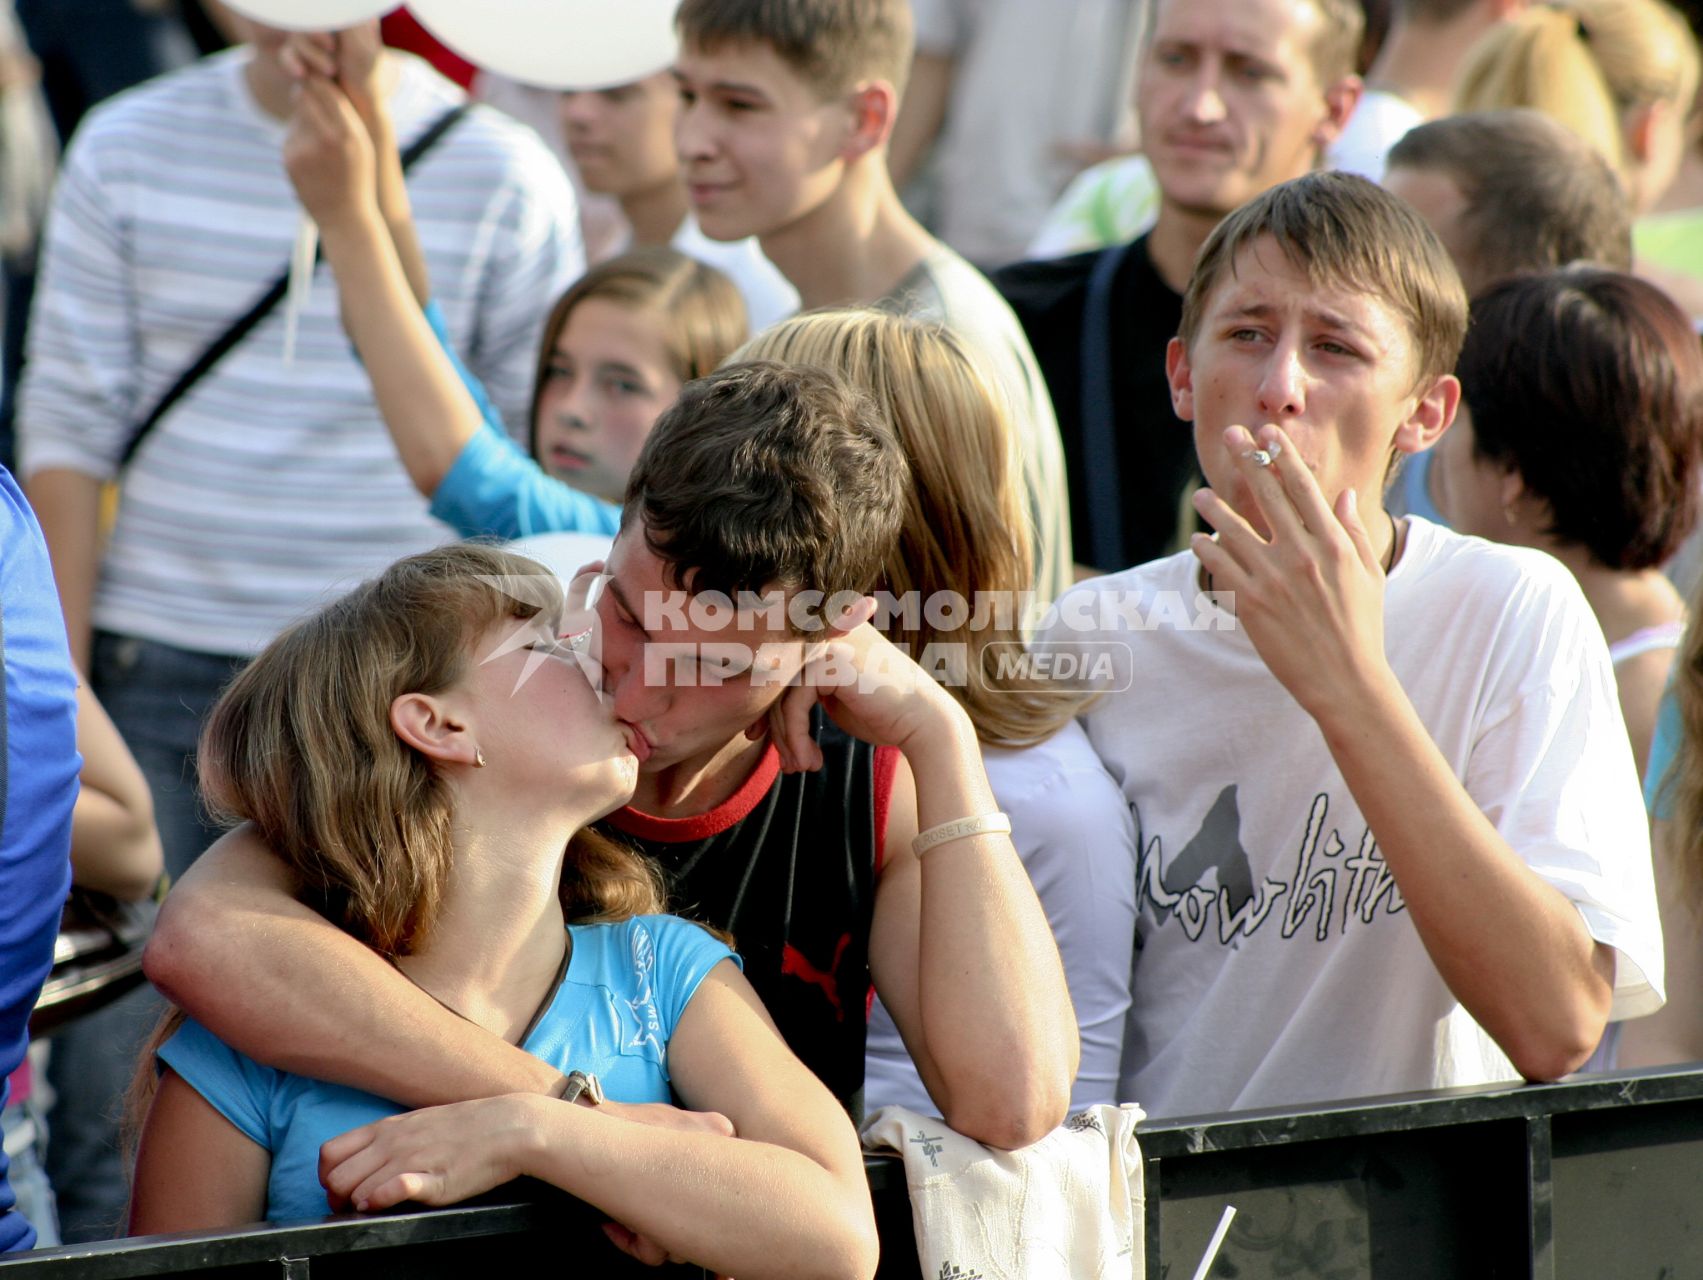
[{"x1": 1432, "y1": 265, "x2": 1703, "y2": 778}]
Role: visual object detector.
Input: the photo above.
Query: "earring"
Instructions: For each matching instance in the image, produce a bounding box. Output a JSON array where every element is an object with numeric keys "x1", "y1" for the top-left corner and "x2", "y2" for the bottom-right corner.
[{"x1": 474, "y1": 749, "x2": 486, "y2": 769}]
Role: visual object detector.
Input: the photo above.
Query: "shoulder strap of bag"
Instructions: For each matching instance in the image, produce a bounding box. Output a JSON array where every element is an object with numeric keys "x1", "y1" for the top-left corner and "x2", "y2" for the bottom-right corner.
[
  {"x1": 1078, "y1": 238, "x2": 1135, "y2": 572},
  {"x1": 117, "y1": 100, "x2": 473, "y2": 471}
]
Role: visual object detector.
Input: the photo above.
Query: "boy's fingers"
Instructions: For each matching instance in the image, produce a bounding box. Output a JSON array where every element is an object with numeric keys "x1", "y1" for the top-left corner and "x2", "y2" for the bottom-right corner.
[
  {"x1": 1191, "y1": 486, "x2": 1266, "y2": 574},
  {"x1": 1260, "y1": 425, "x2": 1337, "y2": 537},
  {"x1": 1227, "y1": 424, "x2": 1306, "y2": 544}
]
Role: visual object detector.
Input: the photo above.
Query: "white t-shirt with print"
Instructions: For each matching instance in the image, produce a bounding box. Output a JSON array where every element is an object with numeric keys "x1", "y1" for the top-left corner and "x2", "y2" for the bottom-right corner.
[{"x1": 1053, "y1": 517, "x2": 1663, "y2": 1120}]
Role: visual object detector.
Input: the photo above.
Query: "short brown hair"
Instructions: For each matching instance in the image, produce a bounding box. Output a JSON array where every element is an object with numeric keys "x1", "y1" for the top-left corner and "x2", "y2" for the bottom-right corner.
[
  {"x1": 623, "y1": 360, "x2": 906, "y2": 623},
  {"x1": 527, "y1": 248, "x2": 748, "y2": 459},
  {"x1": 1457, "y1": 267, "x2": 1703, "y2": 569},
  {"x1": 1178, "y1": 171, "x2": 1469, "y2": 390},
  {"x1": 1388, "y1": 110, "x2": 1632, "y2": 293},
  {"x1": 676, "y1": 0, "x2": 915, "y2": 99},
  {"x1": 738, "y1": 309, "x2": 1090, "y2": 748},
  {"x1": 1147, "y1": 0, "x2": 1365, "y2": 88}
]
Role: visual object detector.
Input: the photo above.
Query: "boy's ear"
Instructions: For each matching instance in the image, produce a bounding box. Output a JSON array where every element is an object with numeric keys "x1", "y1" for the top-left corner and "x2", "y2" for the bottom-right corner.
[
  {"x1": 1312, "y1": 76, "x2": 1363, "y2": 151},
  {"x1": 842, "y1": 80, "x2": 899, "y2": 161},
  {"x1": 1624, "y1": 98, "x2": 1667, "y2": 166},
  {"x1": 390, "y1": 692, "x2": 476, "y2": 767},
  {"x1": 1165, "y1": 337, "x2": 1197, "y2": 422},
  {"x1": 1393, "y1": 372, "x2": 1460, "y2": 456}
]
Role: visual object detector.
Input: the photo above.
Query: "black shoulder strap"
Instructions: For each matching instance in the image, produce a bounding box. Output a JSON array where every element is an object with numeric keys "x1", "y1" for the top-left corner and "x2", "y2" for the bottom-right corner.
[
  {"x1": 1078, "y1": 238, "x2": 1135, "y2": 572},
  {"x1": 117, "y1": 101, "x2": 474, "y2": 471}
]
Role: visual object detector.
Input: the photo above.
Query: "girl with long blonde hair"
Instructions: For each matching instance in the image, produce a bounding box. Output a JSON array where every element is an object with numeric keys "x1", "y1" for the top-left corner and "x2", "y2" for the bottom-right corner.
[
  {"x1": 738, "y1": 310, "x2": 1137, "y2": 1109},
  {"x1": 1452, "y1": 0, "x2": 1700, "y2": 214},
  {"x1": 127, "y1": 544, "x2": 876, "y2": 1279}
]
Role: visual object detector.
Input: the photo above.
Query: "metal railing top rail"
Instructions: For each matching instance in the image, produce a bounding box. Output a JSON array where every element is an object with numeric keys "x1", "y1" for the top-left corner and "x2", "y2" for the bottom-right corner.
[{"x1": 1137, "y1": 1064, "x2": 1703, "y2": 1157}]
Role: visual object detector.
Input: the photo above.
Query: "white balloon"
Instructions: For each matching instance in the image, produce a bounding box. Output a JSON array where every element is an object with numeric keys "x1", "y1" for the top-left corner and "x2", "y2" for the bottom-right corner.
[
  {"x1": 219, "y1": 0, "x2": 394, "y2": 32},
  {"x1": 409, "y1": 0, "x2": 678, "y2": 91}
]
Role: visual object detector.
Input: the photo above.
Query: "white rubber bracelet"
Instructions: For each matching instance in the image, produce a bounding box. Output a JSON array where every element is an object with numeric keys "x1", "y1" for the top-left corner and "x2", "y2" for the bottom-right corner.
[{"x1": 912, "y1": 812, "x2": 1012, "y2": 857}]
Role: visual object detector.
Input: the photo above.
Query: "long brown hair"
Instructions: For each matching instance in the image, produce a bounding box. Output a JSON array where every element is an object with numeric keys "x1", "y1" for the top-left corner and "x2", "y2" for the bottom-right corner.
[
  {"x1": 737, "y1": 310, "x2": 1086, "y2": 748},
  {"x1": 198, "y1": 542, "x2": 663, "y2": 953},
  {"x1": 127, "y1": 545, "x2": 664, "y2": 1175}
]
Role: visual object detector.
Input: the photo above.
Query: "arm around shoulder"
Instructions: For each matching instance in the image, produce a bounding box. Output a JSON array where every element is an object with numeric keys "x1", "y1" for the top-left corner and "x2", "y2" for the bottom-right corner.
[{"x1": 146, "y1": 823, "x2": 562, "y2": 1105}]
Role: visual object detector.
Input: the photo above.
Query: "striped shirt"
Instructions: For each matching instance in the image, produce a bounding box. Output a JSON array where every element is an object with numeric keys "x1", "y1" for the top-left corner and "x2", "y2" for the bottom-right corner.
[{"x1": 18, "y1": 49, "x2": 583, "y2": 656}]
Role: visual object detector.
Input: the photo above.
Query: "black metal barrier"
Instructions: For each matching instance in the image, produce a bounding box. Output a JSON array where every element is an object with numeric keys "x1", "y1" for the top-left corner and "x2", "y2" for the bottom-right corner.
[
  {"x1": 1140, "y1": 1066, "x2": 1703, "y2": 1278},
  {"x1": 5, "y1": 1068, "x2": 1702, "y2": 1278}
]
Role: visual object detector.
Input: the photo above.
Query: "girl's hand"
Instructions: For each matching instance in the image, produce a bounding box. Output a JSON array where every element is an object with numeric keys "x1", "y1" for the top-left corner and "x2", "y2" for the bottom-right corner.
[
  {"x1": 283, "y1": 76, "x2": 379, "y2": 234},
  {"x1": 319, "y1": 1094, "x2": 538, "y2": 1212}
]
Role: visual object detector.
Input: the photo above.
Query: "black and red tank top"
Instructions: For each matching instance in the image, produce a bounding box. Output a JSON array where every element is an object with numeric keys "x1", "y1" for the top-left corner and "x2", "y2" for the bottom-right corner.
[{"x1": 600, "y1": 714, "x2": 899, "y2": 1114}]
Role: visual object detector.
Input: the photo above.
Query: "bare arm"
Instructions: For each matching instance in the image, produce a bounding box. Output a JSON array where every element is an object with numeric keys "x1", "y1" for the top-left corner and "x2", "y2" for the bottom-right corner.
[
  {"x1": 1195, "y1": 424, "x2": 1612, "y2": 1081},
  {"x1": 128, "y1": 1069, "x2": 270, "y2": 1234},
  {"x1": 281, "y1": 29, "x2": 430, "y2": 305},
  {"x1": 283, "y1": 76, "x2": 486, "y2": 497},
  {"x1": 1618, "y1": 817, "x2": 1703, "y2": 1067},
  {"x1": 320, "y1": 963, "x2": 877, "y2": 1280},
  {"x1": 144, "y1": 825, "x2": 562, "y2": 1104},
  {"x1": 24, "y1": 468, "x2": 103, "y2": 671},
  {"x1": 887, "y1": 50, "x2": 953, "y2": 190},
  {"x1": 70, "y1": 680, "x2": 164, "y2": 900},
  {"x1": 771, "y1": 607, "x2": 1078, "y2": 1148},
  {"x1": 1616, "y1": 647, "x2": 1676, "y2": 787}
]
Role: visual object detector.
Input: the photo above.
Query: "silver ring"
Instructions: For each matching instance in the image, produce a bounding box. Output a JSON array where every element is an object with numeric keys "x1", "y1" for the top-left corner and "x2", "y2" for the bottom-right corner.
[{"x1": 559, "y1": 627, "x2": 592, "y2": 652}]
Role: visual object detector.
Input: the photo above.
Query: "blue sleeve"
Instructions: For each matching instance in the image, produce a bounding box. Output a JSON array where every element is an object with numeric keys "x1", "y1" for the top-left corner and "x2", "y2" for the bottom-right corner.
[
  {"x1": 635, "y1": 915, "x2": 741, "y2": 1040},
  {"x1": 1645, "y1": 686, "x2": 1681, "y2": 819},
  {"x1": 419, "y1": 299, "x2": 621, "y2": 540},
  {"x1": 156, "y1": 1018, "x2": 276, "y2": 1150},
  {"x1": 422, "y1": 300, "x2": 508, "y2": 441},
  {"x1": 428, "y1": 427, "x2": 622, "y2": 541},
  {"x1": 0, "y1": 466, "x2": 78, "y2": 1255}
]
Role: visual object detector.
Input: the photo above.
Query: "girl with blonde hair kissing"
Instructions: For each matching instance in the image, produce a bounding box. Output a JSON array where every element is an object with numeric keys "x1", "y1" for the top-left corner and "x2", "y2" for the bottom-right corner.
[{"x1": 740, "y1": 310, "x2": 1137, "y2": 1110}]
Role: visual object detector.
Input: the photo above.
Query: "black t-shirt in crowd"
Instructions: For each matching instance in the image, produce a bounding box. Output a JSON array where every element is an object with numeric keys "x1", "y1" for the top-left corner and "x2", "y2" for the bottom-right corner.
[
  {"x1": 993, "y1": 234, "x2": 1201, "y2": 573},
  {"x1": 599, "y1": 714, "x2": 897, "y2": 1117}
]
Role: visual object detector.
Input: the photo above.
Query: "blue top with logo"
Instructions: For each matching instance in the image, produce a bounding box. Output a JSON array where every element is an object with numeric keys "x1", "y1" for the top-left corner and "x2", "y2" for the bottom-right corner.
[{"x1": 159, "y1": 915, "x2": 736, "y2": 1222}]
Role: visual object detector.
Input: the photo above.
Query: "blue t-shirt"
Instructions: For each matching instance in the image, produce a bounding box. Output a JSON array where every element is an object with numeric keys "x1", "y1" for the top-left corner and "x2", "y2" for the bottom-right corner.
[
  {"x1": 0, "y1": 467, "x2": 79, "y2": 1254},
  {"x1": 158, "y1": 916, "x2": 737, "y2": 1222},
  {"x1": 419, "y1": 301, "x2": 621, "y2": 542},
  {"x1": 1645, "y1": 687, "x2": 1681, "y2": 819}
]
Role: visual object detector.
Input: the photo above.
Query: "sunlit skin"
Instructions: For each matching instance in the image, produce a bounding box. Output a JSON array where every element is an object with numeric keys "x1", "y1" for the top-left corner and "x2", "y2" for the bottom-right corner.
[
  {"x1": 1426, "y1": 401, "x2": 1516, "y2": 541},
  {"x1": 1382, "y1": 165, "x2": 1482, "y2": 287},
  {"x1": 587, "y1": 530, "x2": 811, "y2": 816},
  {"x1": 1168, "y1": 235, "x2": 1458, "y2": 549},
  {"x1": 672, "y1": 40, "x2": 857, "y2": 245},
  {"x1": 1140, "y1": 0, "x2": 1346, "y2": 222},
  {"x1": 560, "y1": 73, "x2": 681, "y2": 200},
  {"x1": 532, "y1": 298, "x2": 682, "y2": 505},
  {"x1": 455, "y1": 610, "x2": 641, "y2": 820}
]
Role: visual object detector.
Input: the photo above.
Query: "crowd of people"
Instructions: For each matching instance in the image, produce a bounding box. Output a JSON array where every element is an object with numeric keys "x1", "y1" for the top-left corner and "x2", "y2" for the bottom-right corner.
[{"x1": 2, "y1": 0, "x2": 1702, "y2": 1271}]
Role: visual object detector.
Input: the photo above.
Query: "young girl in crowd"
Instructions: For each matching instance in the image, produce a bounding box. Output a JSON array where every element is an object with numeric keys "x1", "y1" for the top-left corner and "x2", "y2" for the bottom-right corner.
[
  {"x1": 1430, "y1": 267, "x2": 1703, "y2": 781},
  {"x1": 738, "y1": 310, "x2": 1137, "y2": 1110},
  {"x1": 1453, "y1": 0, "x2": 1700, "y2": 217},
  {"x1": 284, "y1": 72, "x2": 747, "y2": 540},
  {"x1": 126, "y1": 544, "x2": 877, "y2": 1279}
]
